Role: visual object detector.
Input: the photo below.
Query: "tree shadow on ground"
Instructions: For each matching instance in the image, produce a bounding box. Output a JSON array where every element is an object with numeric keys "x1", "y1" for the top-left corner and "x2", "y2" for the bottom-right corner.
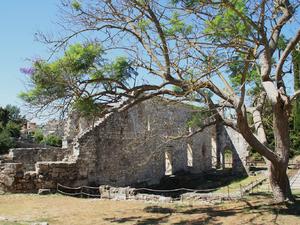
[
  {"x1": 104, "y1": 216, "x2": 142, "y2": 223},
  {"x1": 104, "y1": 195, "x2": 300, "y2": 225}
]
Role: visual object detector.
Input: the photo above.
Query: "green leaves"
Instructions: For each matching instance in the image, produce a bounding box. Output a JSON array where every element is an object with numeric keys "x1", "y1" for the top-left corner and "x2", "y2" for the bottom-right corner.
[
  {"x1": 0, "y1": 129, "x2": 15, "y2": 153},
  {"x1": 71, "y1": 0, "x2": 81, "y2": 11},
  {"x1": 41, "y1": 134, "x2": 62, "y2": 147},
  {"x1": 0, "y1": 105, "x2": 23, "y2": 153},
  {"x1": 204, "y1": 0, "x2": 249, "y2": 43},
  {"x1": 165, "y1": 12, "x2": 193, "y2": 36},
  {"x1": 137, "y1": 19, "x2": 151, "y2": 32},
  {"x1": 73, "y1": 97, "x2": 100, "y2": 117},
  {"x1": 20, "y1": 42, "x2": 136, "y2": 116},
  {"x1": 187, "y1": 109, "x2": 211, "y2": 128}
]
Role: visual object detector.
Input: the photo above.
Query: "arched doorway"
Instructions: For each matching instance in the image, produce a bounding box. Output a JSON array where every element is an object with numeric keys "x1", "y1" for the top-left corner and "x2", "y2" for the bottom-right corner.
[{"x1": 223, "y1": 147, "x2": 233, "y2": 169}]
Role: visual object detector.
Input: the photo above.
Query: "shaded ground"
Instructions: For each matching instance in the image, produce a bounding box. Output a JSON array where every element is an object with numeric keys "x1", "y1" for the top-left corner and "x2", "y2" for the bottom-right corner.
[
  {"x1": 136, "y1": 169, "x2": 258, "y2": 197},
  {"x1": 0, "y1": 194, "x2": 299, "y2": 225}
]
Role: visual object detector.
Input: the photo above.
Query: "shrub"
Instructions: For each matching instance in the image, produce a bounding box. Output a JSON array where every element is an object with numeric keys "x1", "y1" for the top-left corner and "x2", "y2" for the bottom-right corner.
[
  {"x1": 6, "y1": 121, "x2": 21, "y2": 138},
  {"x1": 42, "y1": 134, "x2": 62, "y2": 147},
  {"x1": 33, "y1": 129, "x2": 44, "y2": 143},
  {"x1": 0, "y1": 129, "x2": 15, "y2": 154}
]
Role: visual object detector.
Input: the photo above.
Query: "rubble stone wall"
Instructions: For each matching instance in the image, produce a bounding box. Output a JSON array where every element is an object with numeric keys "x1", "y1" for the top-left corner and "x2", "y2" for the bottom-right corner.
[
  {"x1": 0, "y1": 161, "x2": 78, "y2": 193},
  {"x1": 74, "y1": 99, "x2": 214, "y2": 187},
  {"x1": 8, "y1": 148, "x2": 70, "y2": 171},
  {"x1": 216, "y1": 125, "x2": 249, "y2": 174},
  {"x1": 0, "y1": 98, "x2": 215, "y2": 193}
]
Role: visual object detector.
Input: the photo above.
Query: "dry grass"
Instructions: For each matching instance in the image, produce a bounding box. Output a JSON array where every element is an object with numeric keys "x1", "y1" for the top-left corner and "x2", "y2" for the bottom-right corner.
[{"x1": 0, "y1": 194, "x2": 299, "y2": 225}]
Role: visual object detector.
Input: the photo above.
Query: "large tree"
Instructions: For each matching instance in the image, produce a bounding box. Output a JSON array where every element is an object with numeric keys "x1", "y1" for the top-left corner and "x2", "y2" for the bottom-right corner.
[{"x1": 22, "y1": 0, "x2": 300, "y2": 202}]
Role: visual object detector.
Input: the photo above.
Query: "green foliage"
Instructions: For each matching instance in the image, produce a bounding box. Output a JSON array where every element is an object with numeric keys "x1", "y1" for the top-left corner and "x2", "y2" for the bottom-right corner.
[
  {"x1": 0, "y1": 105, "x2": 24, "y2": 153},
  {"x1": 292, "y1": 48, "x2": 300, "y2": 132},
  {"x1": 107, "y1": 57, "x2": 134, "y2": 82},
  {"x1": 171, "y1": 0, "x2": 199, "y2": 8},
  {"x1": 187, "y1": 108, "x2": 210, "y2": 128},
  {"x1": 227, "y1": 55, "x2": 260, "y2": 94},
  {"x1": 6, "y1": 121, "x2": 21, "y2": 138},
  {"x1": 165, "y1": 12, "x2": 193, "y2": 36},
  {"x1": 20, "y1": 43, "x2": 103, "y2": 105},
  {"x1": 71, "y1": 0, "x2": 81, "y2": 11},
  {"x1": 137, "y1": 19, "x2": 151, "y2": 32},
  {"x1": 0, "y1": 108, "x2": 10, "y2": 127},
  {"x1": 278, "y1": 35, "x2": 288, "y2": 51},
  {"x1": 0, "y1": 129, "x2": 15, "y2": 154},
  {"x1": 290, "y1": 131, "x2": 300, "y2": 157},
  {"x1": 172, "y1": 86, "x2": 184, "y2": 94},
  {"x1": 20, "y1": 43, "x2": 135, "y2": 116},
  {"x1": 33, "y1": 129, "x2": 44, "y2": 143},
  {"x1": 73, "y1": 97, "x2": 100, "y2": 117},
  {"x1": 41, "y1": 134, "x2": 62, "y2": 147},
  {"x1": 204, "y1": 0, "x2": 249, "y2": 43}
]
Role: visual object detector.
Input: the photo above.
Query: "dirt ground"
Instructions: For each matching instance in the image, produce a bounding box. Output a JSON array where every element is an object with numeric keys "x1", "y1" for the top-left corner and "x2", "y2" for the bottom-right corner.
[{"x1": 0, "y1": 194, "x2": 299, "y2": 225}]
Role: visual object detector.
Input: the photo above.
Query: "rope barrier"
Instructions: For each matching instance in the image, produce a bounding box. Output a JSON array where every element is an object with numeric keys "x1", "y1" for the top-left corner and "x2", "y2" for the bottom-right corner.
[
  {"x1": 57, "y1": 183, "x2": 82, "y2": 190},
  {"x1": 57, "y1": 183, "x2": 101, "y2": 198},
  {"x1": 56, "y1": 180, "x2": 263, "y2": 200},
  {"x1": 82, "y1": 186, "x2": 100, "y2": 190},
  {"x1": 57, "y1": 189, "x2": 82, "y2": 196},
  {"x1": 135, "y1": 187, "x2": 216, "y2": 192}
]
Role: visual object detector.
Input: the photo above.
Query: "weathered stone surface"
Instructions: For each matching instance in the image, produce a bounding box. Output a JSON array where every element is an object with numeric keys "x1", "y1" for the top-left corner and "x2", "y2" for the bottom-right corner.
[
  {"x1": 38, "y1": 189, "x2": 51, "y2": 195},
  {"x1": 0, "y1": 98, "x2": 249, "y2": 194},
  {"x1": 9, "y1": 148, "x2": 70, "y2": 171},
  {"x1": 71, "y1": 99, "x2": 214, "y2": 187}
]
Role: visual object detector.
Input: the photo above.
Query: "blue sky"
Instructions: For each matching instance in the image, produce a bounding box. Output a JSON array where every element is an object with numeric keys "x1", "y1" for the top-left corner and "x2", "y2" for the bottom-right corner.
[
  {"x1": 0, "y1": 1, "x2": 59, "y2": 110},
  {"x1": 0, "y1": 1, "x2": 299, "y2": 121}
]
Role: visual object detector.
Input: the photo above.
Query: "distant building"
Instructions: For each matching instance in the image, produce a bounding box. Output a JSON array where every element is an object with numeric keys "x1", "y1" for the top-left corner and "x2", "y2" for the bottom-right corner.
[{"x1": 20, "y1": 122, "x2": 37, "y2": 136}]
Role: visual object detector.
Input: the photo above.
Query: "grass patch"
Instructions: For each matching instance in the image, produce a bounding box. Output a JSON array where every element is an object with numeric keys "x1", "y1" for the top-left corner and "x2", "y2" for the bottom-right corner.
[{"x1": 214, "y1": 174, "x2": 265, "y2": 193}]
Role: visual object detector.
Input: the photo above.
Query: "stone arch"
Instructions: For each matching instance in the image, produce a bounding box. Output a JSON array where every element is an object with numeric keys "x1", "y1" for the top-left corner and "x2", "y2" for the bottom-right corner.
[
  {"x1": 222, "y1": 146, "x2": 233, "y2": 169},
  {"x1": 216, "y1": 123, "x2": 249, "y2": 175}
]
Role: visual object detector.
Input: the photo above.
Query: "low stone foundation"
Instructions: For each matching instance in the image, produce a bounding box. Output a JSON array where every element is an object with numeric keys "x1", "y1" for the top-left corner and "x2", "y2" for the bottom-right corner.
[
  {"x1": 99, "y1": 185, "x2": 173, "y2": 202},
  {"x1": 8, "y1": 148, "x2": 69, "y2": 170},
  {"x1": 0, "y1": 161, "x2": 78, "y2": 193}
]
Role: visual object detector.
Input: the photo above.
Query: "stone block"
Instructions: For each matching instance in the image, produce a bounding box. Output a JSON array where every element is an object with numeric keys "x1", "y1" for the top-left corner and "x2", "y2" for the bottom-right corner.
[{"x1": 38, "y1": 189, "x2": 51, "y2": 195}]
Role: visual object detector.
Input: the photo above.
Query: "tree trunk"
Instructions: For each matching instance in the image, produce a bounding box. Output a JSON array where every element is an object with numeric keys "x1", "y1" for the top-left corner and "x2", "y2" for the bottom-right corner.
[
  {"x1": 270, "y1": 99, "x2": 294, "y2": 202},
  {"x1": 236, "y1": 102, "x2": 295, "y2": 202},
  {"x1": 269, "y1": 161, "x2": 294, "y2": 202}
]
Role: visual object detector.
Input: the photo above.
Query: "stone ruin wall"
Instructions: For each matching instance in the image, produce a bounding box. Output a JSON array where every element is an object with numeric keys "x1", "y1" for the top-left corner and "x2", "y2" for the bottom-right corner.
[
  {"x1": 1, "y1": 98, "x2": 244, "y2": 193},
  {"x1": 215, "y1": 123, "x2": 249, "y2": 175},
  {"x1": 0, "y1": 162, "x2": 78, "y2": 193},
  {"x1": 7, "y1": 148, "x2": 70, "y2": 171},
  {"x1": 72, "y1": 99, "x2": 214, "y2": 187},
  {"x1": 0, "y1": 147, "x2": 76, "y2": 193}
]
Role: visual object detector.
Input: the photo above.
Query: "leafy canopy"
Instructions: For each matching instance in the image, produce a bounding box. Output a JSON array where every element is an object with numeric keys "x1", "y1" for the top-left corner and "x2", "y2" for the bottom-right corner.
[{"x1": 20, "y1": 43, "x2": 135, "y2": 116}]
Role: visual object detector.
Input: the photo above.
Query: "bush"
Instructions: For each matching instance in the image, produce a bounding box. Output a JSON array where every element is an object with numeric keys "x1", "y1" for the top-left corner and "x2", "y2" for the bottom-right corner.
[
  {"x1": 0, "y1": 129, "x2": 15, "y2": 154},
  {"x1": 42, "y1": 134, "x2": 62, "y2": 147},
  {"x1": 6, "y1": 121, "x2": 21, "y2": 138},
  {"x1": 33, "y1": 129, "x2": 44, "y2": 143}
]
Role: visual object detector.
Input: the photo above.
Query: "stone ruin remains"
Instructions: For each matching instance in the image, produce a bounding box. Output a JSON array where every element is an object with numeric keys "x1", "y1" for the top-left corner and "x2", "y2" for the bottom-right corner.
[{"x1": 0, "y1": 98, "x2": 250, "y2": 193}]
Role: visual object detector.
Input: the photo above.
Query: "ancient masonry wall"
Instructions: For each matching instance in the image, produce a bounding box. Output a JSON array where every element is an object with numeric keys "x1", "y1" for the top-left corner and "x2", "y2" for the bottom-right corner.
[
  {"x1": 8, "y1": 148, "x2": 69, "y2": 171},
  {"x1": 73, "y1": 99, "x2": 214, "y2": 187},
  {"x1": 216, "y1": 124, "x2": 249, "y2": 174},
  {"x1": 0, "y1": 99, "x2": 215, "y2": 192},
  {"x1": 0, "y1": 161, "x2": 78, "y2": 193}
]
